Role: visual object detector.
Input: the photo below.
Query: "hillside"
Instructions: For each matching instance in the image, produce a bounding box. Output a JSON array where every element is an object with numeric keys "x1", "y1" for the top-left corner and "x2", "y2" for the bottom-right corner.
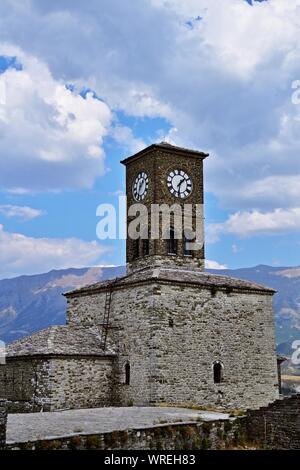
[{"x1": 0, "y1": 266, "x2": 124, "y2": 344}]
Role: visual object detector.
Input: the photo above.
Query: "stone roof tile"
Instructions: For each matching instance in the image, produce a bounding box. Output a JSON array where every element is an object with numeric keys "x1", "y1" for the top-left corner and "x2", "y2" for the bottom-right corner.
[
  {"x1": 6, "y1": 326, "x2": 115, "y2": 358},
  {"x1": 65, "y1": 266, "x2": 276, "y2": 297}
]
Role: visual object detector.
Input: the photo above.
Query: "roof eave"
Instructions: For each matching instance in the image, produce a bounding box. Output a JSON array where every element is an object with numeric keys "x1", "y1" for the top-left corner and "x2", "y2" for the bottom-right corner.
[
  {"x1": 64, "y1": 276, "x2": 276, "y2": 298},
  {"x1": 120, "y1": 143, "x2": 209, "y2": 166}
]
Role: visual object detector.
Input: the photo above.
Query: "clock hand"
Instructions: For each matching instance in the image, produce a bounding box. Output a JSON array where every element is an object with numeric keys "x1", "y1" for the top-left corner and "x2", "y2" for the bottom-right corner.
[
  {"x1": 177, "y1": 177, "x2": 185, "y2": 192},
  {"x1": 138, "y1": 178, "x2": 145, "y2": 194}
]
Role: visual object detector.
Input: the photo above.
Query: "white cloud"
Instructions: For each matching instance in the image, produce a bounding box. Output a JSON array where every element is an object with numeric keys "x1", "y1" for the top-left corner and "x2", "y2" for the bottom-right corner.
[
  {"x1": 205, "y1": 259, "x2": 227, "y2": 270},
  {"x1": 0, "y1": 224, "x2": 109, "y2": 279},
  {"x1": 110, "y1": 125, "x2": 145, "y2": 154},
  {"x1": 0, "y1": 205, "x2": 45, "y2": 221},
  {"x1": 0, "y1": 0, "x2": 300, "y2": 211},
  {"x1": 0, "y1": 45, "x2": 112, "y2": 192},
  {"x1": 220, "y1": 175, "x2": 300, "y2": 209},
  {"x1": 152, "y1": 0, "x2": 300, "y2": 78},
  {"x1": 208, "y1": 207, "x2": 300, "y2": 241}
]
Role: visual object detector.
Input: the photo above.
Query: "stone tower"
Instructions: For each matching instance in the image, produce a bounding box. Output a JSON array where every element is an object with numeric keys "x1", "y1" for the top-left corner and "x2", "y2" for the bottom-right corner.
[{"x1": 121, "y1": 142, "x2": 208, "y2": 273}]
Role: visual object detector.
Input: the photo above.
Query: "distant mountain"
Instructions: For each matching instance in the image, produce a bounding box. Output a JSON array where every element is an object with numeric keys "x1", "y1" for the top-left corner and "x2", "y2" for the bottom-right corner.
[
  {"x1": 0, "y1": 264, "x2": 300, "y2": 357},
  {"x1": 0, "y1": 266, "x2": 125, "y2": 343}
]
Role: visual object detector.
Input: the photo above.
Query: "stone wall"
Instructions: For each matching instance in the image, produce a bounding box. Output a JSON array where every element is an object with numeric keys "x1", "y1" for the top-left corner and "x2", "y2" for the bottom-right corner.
[
  {"x1": 49, "y1": 357, "x2": 115, "y2": 411},
  {"x1": 127, "y1": 255, "x2": 205, "y2": 275},
  {"x1": 6, "y1": 417, "x2": 247, "y2": 450},
  {"x1": 67, "y1": 279, "x2": 279, "y2": 410},
  {"x1": 0, "y1": 400, "x2": 7, "y2": 449},
  {"x1": 67, "y1": 285, "x2": 156, "y2": 406},
  {"x1": 0, "y1": 358, "x2": 52, "y2": 413},
  {"x1": 149, "y1": 283, "x2": 279, "y2": 410},
  {"x1": 0, "y1": 356, "x2": 114, "y2": 413},
  {"x1": 246, "y1": 394, "x2": 300, "y2": 450}
]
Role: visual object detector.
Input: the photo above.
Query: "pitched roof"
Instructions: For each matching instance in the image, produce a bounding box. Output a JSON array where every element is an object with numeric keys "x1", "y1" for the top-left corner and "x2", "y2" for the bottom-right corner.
[
  {"x1": 65, "y1": 266, "x2": 276, "y2": 297},
  {"x1": 6, "y1": 326, "x2": 115, "y2": 358},
  {"x1": 120, "y1": 142, "x2": 209, "y2": 165}
]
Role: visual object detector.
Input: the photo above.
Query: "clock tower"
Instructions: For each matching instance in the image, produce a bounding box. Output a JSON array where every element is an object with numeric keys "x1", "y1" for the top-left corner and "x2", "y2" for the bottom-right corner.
[{"x1": 121, "y1": 142, "x2": 209, "y2": 273}]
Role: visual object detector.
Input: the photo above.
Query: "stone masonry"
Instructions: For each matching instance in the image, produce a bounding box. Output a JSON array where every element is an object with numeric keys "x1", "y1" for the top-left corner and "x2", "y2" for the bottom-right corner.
[
  {"x1": 0, "y1": 327, "x2": 116, "y2": 412},
  {"x1": 0, "y1": 400, "x2": 7, "y2": 449},
  {"x1": 66, "y1": 267, "x2": 279, "y2": 410},
  {"x1": 5, "y1": 408, "x2": 245, "y2": 450},
  {"x1": 122, "y1": 143, "x2": 207, "y2": 273},
  {"x1": 246, "y1": 394, "x2": 300, "y2": 449}
]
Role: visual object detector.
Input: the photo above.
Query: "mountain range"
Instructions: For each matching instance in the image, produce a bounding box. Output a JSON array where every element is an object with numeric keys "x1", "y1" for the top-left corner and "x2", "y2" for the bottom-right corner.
[{"x1": 0, "y1": 264, "x2": 299, "y2": 363}]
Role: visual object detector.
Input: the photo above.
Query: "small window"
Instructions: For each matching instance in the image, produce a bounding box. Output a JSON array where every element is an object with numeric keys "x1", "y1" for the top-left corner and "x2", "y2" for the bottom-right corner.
[
  {"x1": 169, "y1": 318, "x2": 174, "y2": 328},
  {"x1": 142, "y1": 239, "x2": 149, "y2": 256},
  {"x1": 184, "y1": 238, "x2": 192, "y2": 256},
  {"x1": 213, "y1": 361, "x2": 223, "y2": 384},
  {"x1": 183, "y1": 229, "x2": 194, "y2": 256},
  {"x1": 167, "y1": 228, "x2": 177, "y2": 255},
  {"x1": 125, "y1": 362, "x2": 130, "y2": 385}
]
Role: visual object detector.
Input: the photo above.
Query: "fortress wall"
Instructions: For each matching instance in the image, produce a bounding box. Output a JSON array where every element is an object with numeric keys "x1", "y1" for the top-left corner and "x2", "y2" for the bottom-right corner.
[{"x1": 247, "y1": 394, "x2": 300, "y2": 450}]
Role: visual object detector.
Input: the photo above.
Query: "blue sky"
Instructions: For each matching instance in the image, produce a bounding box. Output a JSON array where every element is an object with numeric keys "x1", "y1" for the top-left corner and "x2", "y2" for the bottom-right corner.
[{"x1": 0, "y1": 0, "x2": 300, "y2": 278}]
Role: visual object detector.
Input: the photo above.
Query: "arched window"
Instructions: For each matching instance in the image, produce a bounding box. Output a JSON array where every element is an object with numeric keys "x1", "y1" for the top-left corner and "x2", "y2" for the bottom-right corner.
[
  {"x1": 133, "y1": 239, "x2": 140, "y2": 260},
  {"x1": 141, "y1": 227, "x2": 149, "y2": 256},
  {"x1": 213, "y1": 361, "x2": 223, "y2": 384},
  {"x1": 167, "y1": 228, "x2": 177, "y2": 255},
  {"x1": 125, "y1": 362, "x2": 130, "y2": 385}
]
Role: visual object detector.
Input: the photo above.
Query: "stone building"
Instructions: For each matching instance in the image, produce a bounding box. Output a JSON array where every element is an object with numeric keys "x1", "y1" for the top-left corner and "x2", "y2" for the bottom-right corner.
[
  {"x1": 0, "y1": 327, "x2": 115, "y2": 412},
  {"x1": 0, "y1": 143, "x2": 280, "y2": 412}
]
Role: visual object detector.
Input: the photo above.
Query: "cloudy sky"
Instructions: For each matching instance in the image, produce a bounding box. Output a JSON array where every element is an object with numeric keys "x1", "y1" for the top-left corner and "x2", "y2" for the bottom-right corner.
[{"x1": 0, "y1": 0, "x2": 300, "y2": 278}]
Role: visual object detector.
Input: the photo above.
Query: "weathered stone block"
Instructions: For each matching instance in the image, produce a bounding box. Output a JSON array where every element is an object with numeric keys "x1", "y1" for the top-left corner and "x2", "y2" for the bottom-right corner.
[{"x1": 0, "y1": 399, "x2": 7, "y2": 449}]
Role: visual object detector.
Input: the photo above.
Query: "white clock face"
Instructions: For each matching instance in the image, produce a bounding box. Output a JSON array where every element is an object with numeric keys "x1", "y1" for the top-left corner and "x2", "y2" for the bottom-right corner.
[
  {"x1": 167, "y1": 170, "x2": 192, "y2": 198},
  {"x1": 132, "y1": 172, "x2": 149, "y2": 201}
]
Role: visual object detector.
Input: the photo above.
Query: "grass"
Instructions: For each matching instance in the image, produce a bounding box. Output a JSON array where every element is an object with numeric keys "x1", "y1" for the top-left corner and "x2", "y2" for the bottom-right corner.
[
  {"x1": 282, "y1": 375, "x2": 300, "y2": 382},
  {"x1": 154, "y1": 402, "x2": 245, "y2": 416}
]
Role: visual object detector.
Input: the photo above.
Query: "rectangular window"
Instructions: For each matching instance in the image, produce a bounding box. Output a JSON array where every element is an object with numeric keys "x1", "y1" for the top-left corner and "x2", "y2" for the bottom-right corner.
[{"x1": 133, "y1": 239, "x2": 139, "y2": 259}]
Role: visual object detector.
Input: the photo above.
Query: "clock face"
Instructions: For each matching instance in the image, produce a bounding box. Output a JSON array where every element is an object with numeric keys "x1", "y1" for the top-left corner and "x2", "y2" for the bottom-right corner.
[
  {"x1": 167, "y1": 169, "x2": 192, "y2": 198},
  {"x1": 132, "y1": 172, "x2": 149, "y2": 201}
]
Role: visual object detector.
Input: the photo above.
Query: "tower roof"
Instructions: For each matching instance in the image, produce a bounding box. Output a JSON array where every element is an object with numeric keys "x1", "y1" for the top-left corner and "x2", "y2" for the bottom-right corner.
[{"x1": 121, "y1": 142, "x2": 209, "y2": 166}]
